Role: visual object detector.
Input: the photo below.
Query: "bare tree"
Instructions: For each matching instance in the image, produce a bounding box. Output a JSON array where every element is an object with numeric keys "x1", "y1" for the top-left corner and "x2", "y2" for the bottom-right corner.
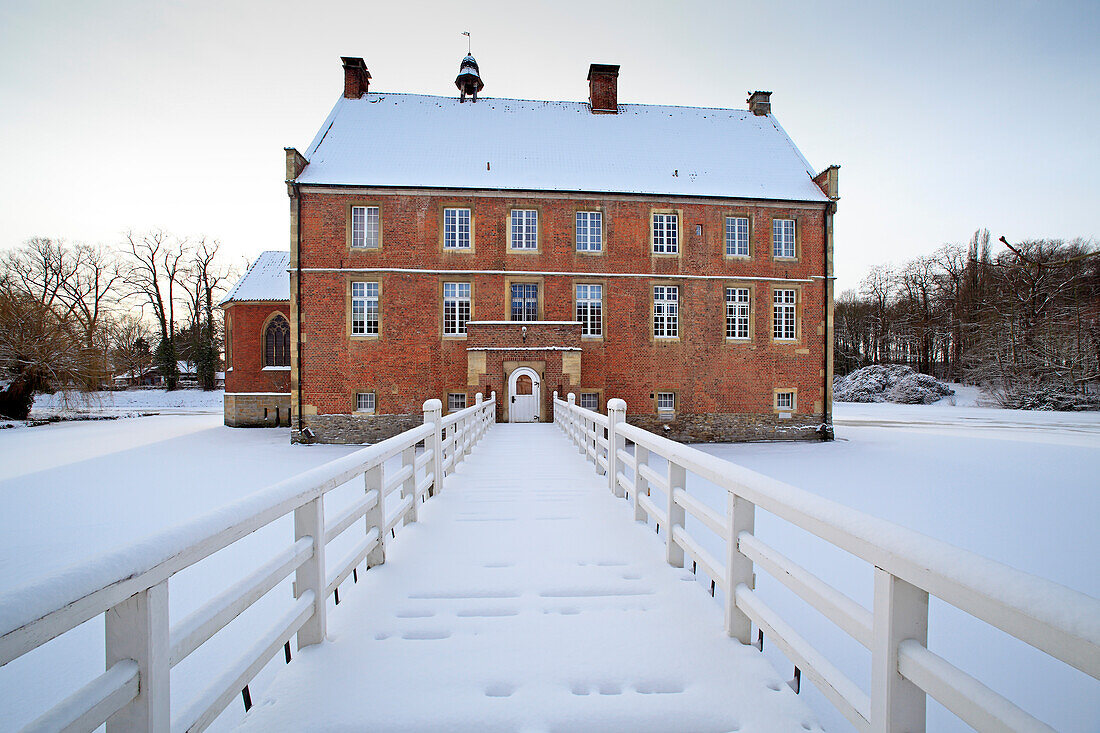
[
  {"x1": 121, "y1": 231, "x2": 191, "y2": 390},
  {"x1": 0, "y1": 284, "x2": 91, "y2": 418},
  {"x1": 108, "y1": 313, "x2": 154, "y2": 383}
]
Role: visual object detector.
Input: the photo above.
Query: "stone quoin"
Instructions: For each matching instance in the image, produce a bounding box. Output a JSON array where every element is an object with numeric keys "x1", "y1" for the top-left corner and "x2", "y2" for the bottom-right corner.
[{"x1": 222, "y1": 54, "x2": 840, "y2": 443}]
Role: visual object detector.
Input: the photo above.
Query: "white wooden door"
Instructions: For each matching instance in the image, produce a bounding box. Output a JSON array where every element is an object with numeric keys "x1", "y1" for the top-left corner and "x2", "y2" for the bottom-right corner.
[{"x1": 509, "y1": 369, "x2": 540, "y2": 422}]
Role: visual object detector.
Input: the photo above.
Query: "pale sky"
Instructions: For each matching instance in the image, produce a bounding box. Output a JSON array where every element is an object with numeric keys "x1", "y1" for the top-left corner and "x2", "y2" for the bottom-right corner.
[{"x1": 1, "y1": 0, "x2": 1097, "y2": 291}]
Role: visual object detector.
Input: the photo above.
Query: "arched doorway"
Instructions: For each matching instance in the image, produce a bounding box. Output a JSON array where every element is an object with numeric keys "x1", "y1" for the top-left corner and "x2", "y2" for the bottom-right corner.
[{"x1": 507, "y1": 367, "x2": 541, "y2": 422}]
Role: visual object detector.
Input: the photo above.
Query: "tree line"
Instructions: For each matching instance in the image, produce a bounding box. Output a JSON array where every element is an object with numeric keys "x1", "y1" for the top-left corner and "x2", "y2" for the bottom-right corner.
[
  {"x1": 0, "y1": 232, "x2": 237, "y2": 418},
  {"x1": 835, "y1": 230, "x2": 1100, "y2": 408}
]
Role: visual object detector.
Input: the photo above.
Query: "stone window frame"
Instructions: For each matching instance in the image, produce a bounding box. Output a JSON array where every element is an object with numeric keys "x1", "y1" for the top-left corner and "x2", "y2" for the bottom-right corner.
[
  {"x1": 508, "y1": 207, "x2": 542, "y2": 253},
  {"x1": 724, "y1": 211, "x2": 754, "y2": 259},
  {"x1": 724, "y1": 282, "x2": 756, "y2": 344},
  {"x1": 573, "y1": 278, "x2": 606, "y2": 341},
  {"x1": 654, "y1": 390, "x2": 677, "y2": 416},
  {"x1": 578, "y1": 390, "x2": 603, "y2": 412},
  {"x1": 346, "y1": 202, "x2": 383, "y2": 252},
  {"x1": 261, "y1": 310, "x2": 292, "y2": 368},
  {"x1": 574, "y1": 209, "x2": 605, "y2": 255},
  {"x1": 347, "y1": 275, "x2": 382, "y2": 341},
  {"x1": 447, "y1": 391, "x2": 468, "y2": 413},
  {"x1": 773, "y1": 387, "x2": 797, "y2": 415},
  {"x1": 651, "y1": 280, "x2": 682, "y2": 342},
  {"x1": 439, "y1": 204, "x2": 476, "y2": 253},
  {"x1": 770, "y1": 215, "x2": 803, "y2": 262},
  {"x1": 771, "y1": 284, "x2": 803, "y2": 344},
  {"x1": 504, "y1": 275, "x2": 544, "y2": 322},
  {"x1": 440, "y1": 278, "x2": 474, "y2": 340},
  {"x1": 354, "y1": 390, "x2": 377, "y2": 414},
  {"x1": 650, "y1": 208, "x2": 683, "y2": 257}
]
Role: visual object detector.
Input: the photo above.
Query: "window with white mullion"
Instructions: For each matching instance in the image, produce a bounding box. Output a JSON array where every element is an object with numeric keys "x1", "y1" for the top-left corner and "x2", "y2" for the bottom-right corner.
[
  {"x1": 726, "y1": 216, "x2": 749, "y2": 257},
  {"x1": 772, "y1": 218, "x2": 796, "y2": 258},
  {"x1": 776, "y1": 391, "x2": 795, "y2": 410},
  {"x1": 575, "y1": 283, "x2": 603, "y2": 337},
  {"x1": 726, "y1": 287, "x2": 751, "y2": 340},
  {"x1": 448, "y1": 393, "x2": 467, "y2": 412},
  {"x1": 443, "y1": 208, "x2": 471, "y2": 249},
  {"x1": 351, "y1": 206, "x2": 380, "y2": 248},
  {"x1": 579, "y1": 393, "x2": 599, "y2": 411},
  {"x1": 656, "y1": 392, "x2": 675, "y2": 411},
  {"x1": 352, "y1": 281, "x2": 379, "y2": 335},
  {"x1": 652, "y1": 213, "x2": 678, "y2": 254},
  {"x1": 443, "y1": 282, "x2": 471, "y2": 335},
  {"x1": 773, "y1": 289, "x2": 797, "y2": 340},
  {"x1": 576, "y1": 211, "x2": 603, "y2": 252},
  {"x1": 653, "y1": 285, "x2": 679, "y2": 338},
  {"x1": 356, "y1": 392, "x2": 376, "y2": 413},
  {"x1": 510, "y1": 209, "x2": 538, "y2": 249},
  {"x1": 511, "y1": 283, "x2": 539, "y2": 321}
]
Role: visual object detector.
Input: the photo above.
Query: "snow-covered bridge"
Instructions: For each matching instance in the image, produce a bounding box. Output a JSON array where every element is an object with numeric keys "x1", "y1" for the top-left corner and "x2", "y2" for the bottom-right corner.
[{"x1": 1, "y1": 395, "x2": 1097, "y2": 733}]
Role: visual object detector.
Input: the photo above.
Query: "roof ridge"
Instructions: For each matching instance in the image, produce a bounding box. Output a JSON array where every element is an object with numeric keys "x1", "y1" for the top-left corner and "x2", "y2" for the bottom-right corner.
[{"x1": 355, "y1": 91, "x2": 753, "y2": 115}]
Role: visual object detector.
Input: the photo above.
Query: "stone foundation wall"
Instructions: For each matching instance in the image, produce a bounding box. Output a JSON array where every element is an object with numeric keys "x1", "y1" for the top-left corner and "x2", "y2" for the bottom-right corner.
[
  {"x1": 292, "y1": 412, "x2": 424, "y2": 445},
  {"x1": 224, "y1": 393, "x2": 291, "y2": 427},
  {"x1": 626, "y1": 412, "x2": 832, "y2": 443}
]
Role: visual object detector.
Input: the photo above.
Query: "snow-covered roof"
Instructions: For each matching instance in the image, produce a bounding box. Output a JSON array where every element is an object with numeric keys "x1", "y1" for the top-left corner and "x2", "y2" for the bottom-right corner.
[
  {"x1": 295, "y1": 93, "x2": 830, "y2": 203},
  {"x1": 220, "y1": 251, "x2": 290, "y2": 305}
]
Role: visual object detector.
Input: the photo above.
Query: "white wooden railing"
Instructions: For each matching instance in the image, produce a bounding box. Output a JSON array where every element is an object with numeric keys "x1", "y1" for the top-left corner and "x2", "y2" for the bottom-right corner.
[
  {"x1": 0, "y1": 393, "x2": 496, "y2": 733},
  {"x1": 553, "y1": 392, "x2": 1100, "y2": 733}
]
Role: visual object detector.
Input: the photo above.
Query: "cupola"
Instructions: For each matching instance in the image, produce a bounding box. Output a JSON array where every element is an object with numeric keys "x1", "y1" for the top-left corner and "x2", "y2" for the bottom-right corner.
[{"x1": 455, "y1": 54, "x2": 484, "y2": 102}]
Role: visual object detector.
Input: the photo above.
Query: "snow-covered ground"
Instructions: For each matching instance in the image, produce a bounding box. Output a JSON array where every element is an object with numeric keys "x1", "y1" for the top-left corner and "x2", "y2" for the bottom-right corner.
[
  {"x1": 29, "y1": 388, "x2": 224, "y2": 419},
  {"x1": 0, "y1": 401, "x2": 1097, "y2": 731}
]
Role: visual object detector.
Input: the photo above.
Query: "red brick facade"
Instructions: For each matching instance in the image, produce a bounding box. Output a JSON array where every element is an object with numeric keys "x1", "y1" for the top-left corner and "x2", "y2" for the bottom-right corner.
[
  {"x1": 290, "y1": 188, "x2": 833, "y2": 442},
  {"x1": 225, "y1": 302, "x2": 292, "y2": 394},
  {"x1": 223, "y1": 302, "x2": 292, "y2": 427}
]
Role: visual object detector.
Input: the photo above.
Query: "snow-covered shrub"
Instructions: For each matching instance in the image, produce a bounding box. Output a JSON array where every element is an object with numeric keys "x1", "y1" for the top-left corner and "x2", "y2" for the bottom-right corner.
[
  {"x1": 997, "y1": 386, "x2": 1100, "y2": 411},
  {"x1": 834, "y1": 365, "x2": 954, "y2": 404}
]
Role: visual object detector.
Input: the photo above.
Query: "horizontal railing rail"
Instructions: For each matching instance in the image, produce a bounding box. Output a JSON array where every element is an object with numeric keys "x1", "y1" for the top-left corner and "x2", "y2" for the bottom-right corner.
[
  {"x1": 554, "y1": 392, "x2": 1099, "y2": 733},
  {"x1": 2, "y1": 393, "x2": 496, "y2": 733}
]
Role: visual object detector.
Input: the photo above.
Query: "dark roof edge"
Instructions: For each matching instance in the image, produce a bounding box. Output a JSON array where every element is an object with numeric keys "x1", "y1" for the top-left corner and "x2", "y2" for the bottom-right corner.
[{"x1": 294, "y1": 182, "x2": 830, "y2": 206}]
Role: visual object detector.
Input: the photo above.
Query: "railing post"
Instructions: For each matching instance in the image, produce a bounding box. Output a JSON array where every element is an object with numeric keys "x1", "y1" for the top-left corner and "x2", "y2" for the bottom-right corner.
[
  {"x1": 552, "y1": 391, "x2": 558, "y2": 427},
  {"x1": 294, "y1": 496, "x2": 327, "y2": 647},
  {"x1": 490, "y1": 391, "x2": 497, "y2": 433},
  {"x1": 594, "y1": 415, "x2": 605, "y2": 475},
  {"x1": 105, "y1": 581, "x2": 169, "y2": 732},
  {"x1": 568, "y1": 394, "x2": 583, "y2": 453},
  {"x1": 423, "y1": 398, "x2": 442, "y2": 496},
  {"x1": 607, "y1": 398, "x2": 626, "y2": 496},
  {"x1": 633, "y1": 443, "x2": 649, "y2": 522},
  {"x1": 475, "y1": 393, "x2": 484, "y2": 441},
  {"x1": 401, "y1": 444, "x2": 417, "y2": 524},
  {"x1": 666, "y1": 460, "x2": 686, "y2": 567},
  {"x1": 725, "y1": 493, "x2": 755, "y2": 643},
  {"x1": 871, "y1": 569, "x2": 928, "y2": 732},
  {"x1": 364, "y1": 463, "x2": 385, "y2": 567}
]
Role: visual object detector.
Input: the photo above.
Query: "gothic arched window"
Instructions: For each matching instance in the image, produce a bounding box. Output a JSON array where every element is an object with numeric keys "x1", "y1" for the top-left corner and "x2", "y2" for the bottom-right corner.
[{"x1": 264, "y1": 315, "x2": 290, "y2": 367}]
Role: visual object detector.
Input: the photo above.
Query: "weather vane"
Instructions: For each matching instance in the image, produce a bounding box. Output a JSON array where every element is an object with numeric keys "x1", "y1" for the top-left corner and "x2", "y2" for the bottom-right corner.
[{"x1": 462, "y1": 31, "x2": 471, "y2": 54}]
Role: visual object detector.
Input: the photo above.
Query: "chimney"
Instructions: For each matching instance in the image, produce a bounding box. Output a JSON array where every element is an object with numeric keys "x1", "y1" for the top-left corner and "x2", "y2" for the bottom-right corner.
[
  {"x1": 341, "y1": 56, "x2": 371, "y2": 99},
  {"x1": 587, "y1": 63, "x2": 620, "y2": 114},
  {"x1": 747, "y1": 90, "x2": 772, "y2": 116}
]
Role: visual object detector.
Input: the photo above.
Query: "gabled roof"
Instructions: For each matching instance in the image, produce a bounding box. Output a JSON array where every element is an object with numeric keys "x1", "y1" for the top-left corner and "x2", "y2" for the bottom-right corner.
[
  {"x1": 220, "y1": 251, "x2": 290, "y2": 305},
  {"x1": 294, "y1": 93, "x2": 829, "y2": 203}
]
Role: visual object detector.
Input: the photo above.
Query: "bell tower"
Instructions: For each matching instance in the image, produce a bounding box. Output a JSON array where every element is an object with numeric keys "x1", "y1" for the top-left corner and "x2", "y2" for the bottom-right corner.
[{"x1": 455, "y1": 53, "x2": 484, "y2": 102}]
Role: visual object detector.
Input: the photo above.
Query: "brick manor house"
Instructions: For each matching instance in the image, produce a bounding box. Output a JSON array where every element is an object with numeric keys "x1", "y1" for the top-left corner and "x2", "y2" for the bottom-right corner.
[{"x1": 222, "y1": 55, "x2": 839, "y2": 444}]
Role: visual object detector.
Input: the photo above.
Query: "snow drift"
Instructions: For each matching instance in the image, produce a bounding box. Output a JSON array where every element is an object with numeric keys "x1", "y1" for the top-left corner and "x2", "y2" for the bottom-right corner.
[{"x1": 834, "y1": 365, "x2": 955, "y2": 404}]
